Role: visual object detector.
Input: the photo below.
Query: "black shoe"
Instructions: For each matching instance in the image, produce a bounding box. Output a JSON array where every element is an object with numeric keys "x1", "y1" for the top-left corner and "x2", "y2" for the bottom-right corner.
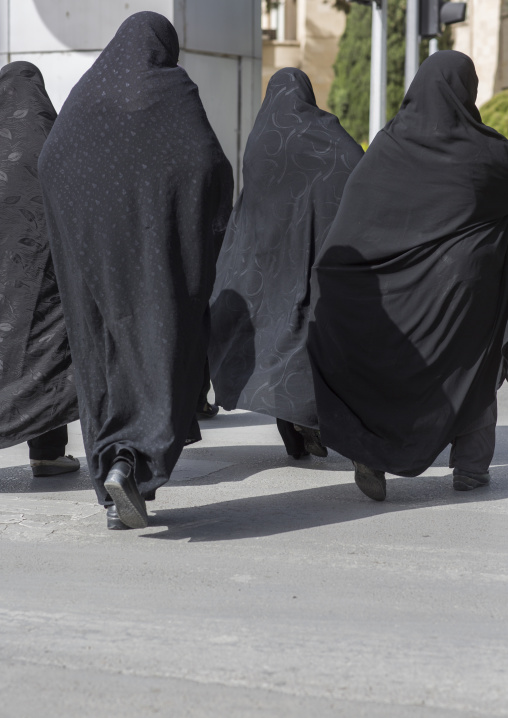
[
  {"x1": 294, "y1": 426, "x2": 328, "y2": 458},
  {"x1": 104, "y1": 460, "x2": 148, "y2": 529},
  {"x1": 197, "y1": 402, "x2": 219, "y2": 419},
  {"x1": 453, "y1": 470, "x2": 490, "y2": 491},
  {"x1": 30, "y1": 454, "x2": 80, "y2": 477},
  {"x1": 353, "y1": 461, "x2": 387, "y2": 501},
  {"x1": 106, "y1": 505, "x2": 131, "y2": 530}
]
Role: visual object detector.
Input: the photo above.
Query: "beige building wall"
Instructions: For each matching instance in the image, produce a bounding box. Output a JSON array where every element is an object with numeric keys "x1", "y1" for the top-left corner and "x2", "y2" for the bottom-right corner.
[
  {"x1": 453, "y1": 0, "x2": 505, "y2": 107},
  {"x1": 494, "y1": 0, "x2": 508, "y2": 94},
  {"x1": 262, "y1": 0, "x2": 346, "y2": 111}
]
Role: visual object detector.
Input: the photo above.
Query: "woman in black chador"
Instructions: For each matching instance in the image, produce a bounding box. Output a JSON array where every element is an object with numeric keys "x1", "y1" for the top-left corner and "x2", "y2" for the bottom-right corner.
[
  {"x1": 309, "y1": 51, "x2": 508, "y2": 501},
  {"x1": 0, "y1": 62, "x2": 79, "y2": 475},
  {"x1": 209, "y1": 68, "x2": 363, "y2": 458},
  {"x1": 39, "y1": 13, "x2": 233, "y2": 529}
]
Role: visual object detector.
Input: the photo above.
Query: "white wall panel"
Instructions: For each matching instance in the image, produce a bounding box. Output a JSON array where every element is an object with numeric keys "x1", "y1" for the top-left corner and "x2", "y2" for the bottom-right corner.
[
  {"x1": 0, "y1": 0, "x2": 8, "y2": 55},
  {"x1": 1, "y1": 0, "x2": 261, "y2": 197},
  {"x1": 10, "y1": 0, "x2": 174, "y2": 53},
  {"x1": 13, "y1": 51, "x2": 100, "y2": 111}
]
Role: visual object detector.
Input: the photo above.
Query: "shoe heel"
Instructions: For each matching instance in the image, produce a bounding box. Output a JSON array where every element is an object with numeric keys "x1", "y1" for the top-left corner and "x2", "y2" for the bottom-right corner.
[
  {"x1": 107, "y1": 507, "x2": 131, "y2": 530},
  {"x1": 104, "y1": 460, "x2": 148, "y2": 529}
]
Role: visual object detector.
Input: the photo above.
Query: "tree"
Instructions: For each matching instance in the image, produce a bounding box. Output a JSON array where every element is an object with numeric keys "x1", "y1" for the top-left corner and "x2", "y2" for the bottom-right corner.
[
  {"x1": 329, "y1": 0, "x2": 452, "y2": 145},
  {"x1": 480, "y1": 90, "x2": 508, "y2": 137},
  {"x1": 328, "y1": 4, "x2": 371, "y2": 145}
]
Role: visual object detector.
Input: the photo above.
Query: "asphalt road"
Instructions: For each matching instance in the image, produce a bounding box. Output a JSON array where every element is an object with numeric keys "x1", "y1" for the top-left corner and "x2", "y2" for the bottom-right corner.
[{"x1": 1, "y1": 388, "x2": 507, "y2": 717}]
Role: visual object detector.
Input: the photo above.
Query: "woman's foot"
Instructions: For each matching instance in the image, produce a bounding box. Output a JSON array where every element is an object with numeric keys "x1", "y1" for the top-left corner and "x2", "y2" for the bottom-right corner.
[
  {"x1": 30, "y1": 455, "x2": 80, "y2": 477},
  {"x1": 353, "y1": 461, "x2": 387, "y2": 501},
  {"x1": 197, "y1": 402, "x2": 219, "y2": 419},
  {"x1": 453, "y1": 470, "x2": 490, "y2": 491},
  {"x1": 104, "y1": 460, "x2": 148, "y2": 529},
  {"x1": 106, "y1": 505, "x2": 130, "y2": 530},
  {"x1": 294, "y1": 426, "x2": 328, "y2": 458}
]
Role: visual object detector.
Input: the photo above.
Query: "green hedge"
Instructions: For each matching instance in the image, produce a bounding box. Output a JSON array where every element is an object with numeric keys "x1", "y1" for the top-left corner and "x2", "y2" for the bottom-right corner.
[{"x1": 480, "y1": 91, "x2": 508, "y2": 138}]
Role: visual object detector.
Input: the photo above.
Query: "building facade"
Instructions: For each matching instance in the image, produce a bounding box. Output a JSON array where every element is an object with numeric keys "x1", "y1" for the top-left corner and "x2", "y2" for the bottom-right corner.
[
  {"x1": 453, "y1": 0, "x2": 508, "y2": 107},
  {"x1": 261, "y1": 0, "x2": 345, "y2": 111},
  {"x1": 0, "y1": 0, "x2": 262, "y2": 193}
]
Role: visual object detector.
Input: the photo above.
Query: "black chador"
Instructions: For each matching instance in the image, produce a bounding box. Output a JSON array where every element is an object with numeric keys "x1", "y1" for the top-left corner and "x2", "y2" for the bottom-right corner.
[
  {"x1": 39, "y1": 13, "x2": 233, "y2": 527},
  {"x1": 0, "y1": 62, "x2": 78, "y2": 449},
  {"x1": 209, "y1": 68, "x2": 363, "y2": 457},
  {"x1": 309, "y1": 51, "x2": 508, "y2": 485}
]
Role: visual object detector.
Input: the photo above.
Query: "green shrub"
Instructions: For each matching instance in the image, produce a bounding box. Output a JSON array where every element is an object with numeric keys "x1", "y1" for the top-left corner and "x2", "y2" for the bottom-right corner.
[{"x1": 480, "y1": 90, "x2": 508, "y2": 137}]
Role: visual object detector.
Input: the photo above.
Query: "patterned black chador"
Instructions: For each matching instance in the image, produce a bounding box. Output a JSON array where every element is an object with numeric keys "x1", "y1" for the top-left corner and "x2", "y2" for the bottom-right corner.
[
  {"x1": 209, "y1": 68, "x2": 363, "y2": 458},
  {"x1": 0, "y1": 62, "x2": 78, "y2": 449},
  {"x1": 39, "y1": 13, "x2": 233, "y2": 527}
]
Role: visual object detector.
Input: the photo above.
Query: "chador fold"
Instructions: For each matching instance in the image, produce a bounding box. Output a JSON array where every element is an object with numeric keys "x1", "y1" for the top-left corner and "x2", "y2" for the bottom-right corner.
[
  {"x1": 309, "y1": 51, "x2": 508, "y2": 483},
  {"x1": 209, "y1": 68, "x2": 363, "y2": 457},
  {"x1": 39, "y1": 12, "x2": 233, "y2": 527},
  {"x1": 0, "y1": 62, "x2": 78, "y2": 449}
]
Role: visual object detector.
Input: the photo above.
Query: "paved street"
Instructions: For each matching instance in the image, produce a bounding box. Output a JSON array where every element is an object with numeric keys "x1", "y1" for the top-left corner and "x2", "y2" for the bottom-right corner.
[{"x1": 1, "y1": 389, "x2": 507, "y2": 718}]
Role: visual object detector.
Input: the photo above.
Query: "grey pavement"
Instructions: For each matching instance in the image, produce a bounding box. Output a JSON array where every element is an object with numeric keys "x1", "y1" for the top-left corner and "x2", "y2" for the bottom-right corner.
[{"x1": 1, "y1": 389, "x2": 508, "y2": 718}]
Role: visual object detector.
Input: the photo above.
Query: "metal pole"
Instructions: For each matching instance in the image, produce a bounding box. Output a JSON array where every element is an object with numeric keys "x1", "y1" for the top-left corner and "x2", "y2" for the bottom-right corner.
[
  {"x1": 405, "y1": 0, "x2": 419, "y2": 92},
  {"x1": 369, "y1": 0, "x2": 387, "y2": 144},
  {"x1": 429, "y1": 37, "x2": 439, "y2": 55},
  {"x1": 276, "y1": 0, "x2": 285, "y2": 41}
]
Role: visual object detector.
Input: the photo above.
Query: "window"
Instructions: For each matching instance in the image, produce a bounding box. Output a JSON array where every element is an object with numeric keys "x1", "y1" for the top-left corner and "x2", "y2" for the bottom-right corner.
[{"x1": 262, "y1": 0, "x2": 298, "y2": 42}]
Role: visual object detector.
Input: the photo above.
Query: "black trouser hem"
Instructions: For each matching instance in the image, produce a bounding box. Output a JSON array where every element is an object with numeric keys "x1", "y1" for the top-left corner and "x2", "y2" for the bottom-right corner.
[{"x1": 27, "y1": 425, "x2": 68, "y2": 460}]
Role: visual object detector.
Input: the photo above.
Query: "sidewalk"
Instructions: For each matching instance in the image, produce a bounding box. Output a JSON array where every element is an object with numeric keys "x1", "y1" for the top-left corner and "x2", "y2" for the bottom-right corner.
[{"x1": 1, "y1": 392, "x2": 507, "y2": 717}]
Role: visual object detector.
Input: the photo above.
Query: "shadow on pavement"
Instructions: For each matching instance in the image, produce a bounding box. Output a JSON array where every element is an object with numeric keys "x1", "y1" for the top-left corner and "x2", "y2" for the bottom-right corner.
[
  {"x1": 180, "y1": 445, "x2": 353, "y2": 484},
  {"x1": 143, "y1": 466, "x2": 508, "y2": 543},
  {"x1": 0, "y1": 448, "x2": 350, "y2": 494},
  {"x1": 197, "y1": 410, "x2": 276, "y2": 429},
  {"x1": 2, "y1": 427, "x2": 507, "y2": 527},
  {"x1": 0, "y1": 457, "x2": 90, "y2": 494}
]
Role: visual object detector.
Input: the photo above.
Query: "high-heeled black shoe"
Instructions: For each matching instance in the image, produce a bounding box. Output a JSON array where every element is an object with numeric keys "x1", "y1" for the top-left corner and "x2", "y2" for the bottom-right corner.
[{"x1": 104, "y1": 459, "x2": 148, "y2": 529}]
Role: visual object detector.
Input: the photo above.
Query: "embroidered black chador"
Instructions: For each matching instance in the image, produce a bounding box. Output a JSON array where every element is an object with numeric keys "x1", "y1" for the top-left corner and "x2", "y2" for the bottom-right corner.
[
  {"x1": 0, "y1": 62, "x2": 77, "y2": 449},
  {"x1": 209, "y1": 68, "x2": 363, "y2": 430}
]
